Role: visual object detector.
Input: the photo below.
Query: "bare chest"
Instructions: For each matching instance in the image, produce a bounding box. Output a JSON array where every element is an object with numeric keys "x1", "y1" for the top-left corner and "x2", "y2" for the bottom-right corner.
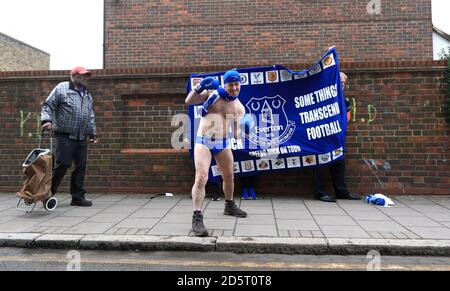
[{"x1": 207, "y1": 99, "x2": 240, "y2": 117}]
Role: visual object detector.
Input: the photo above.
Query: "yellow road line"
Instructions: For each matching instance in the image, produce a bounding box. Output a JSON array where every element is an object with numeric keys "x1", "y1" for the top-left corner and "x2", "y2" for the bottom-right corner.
[{"x1": 0, "y1": 255, "x2": 449, "y2": 270}]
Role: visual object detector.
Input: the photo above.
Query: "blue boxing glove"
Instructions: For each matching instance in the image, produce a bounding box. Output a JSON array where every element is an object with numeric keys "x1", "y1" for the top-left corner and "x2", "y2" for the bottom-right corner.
[
  {"x1": 194, "y1": 77, "x2": 220, "y2": 94},
  {"x1": 365, "y1": 194, "x2": 385, "y2": 206},
  {"x1": 217, "y1": 86, "x2": 238, "y2": 101},
  {"x1": 217, "y1": 86, "x2": 229, "y2": 98},
  {"x1": 240, "y1": 113, "x2": 255, "y2": 136}
]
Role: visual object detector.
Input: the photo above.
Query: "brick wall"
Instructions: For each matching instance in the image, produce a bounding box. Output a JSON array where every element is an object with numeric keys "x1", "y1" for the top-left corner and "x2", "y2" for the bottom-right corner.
[
  {"x1": 0, "y1": 60, "x2": 448, "y2": 196},
  {"x1": 104, "y1": 0, "x2": 433, "y2": 68},
  {"x1": 0, "y1": 32, "x2": 50, "y2": 71}
]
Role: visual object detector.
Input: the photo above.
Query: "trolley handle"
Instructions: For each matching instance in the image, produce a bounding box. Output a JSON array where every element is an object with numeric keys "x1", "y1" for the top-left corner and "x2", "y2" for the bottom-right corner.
[{"x1": 39, "y1": 129, "x2": 53, "y2": 152}]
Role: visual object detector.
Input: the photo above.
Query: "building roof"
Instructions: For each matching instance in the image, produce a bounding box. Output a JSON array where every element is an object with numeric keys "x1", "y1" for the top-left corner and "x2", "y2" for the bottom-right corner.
[
  {"x1": 433, "y1": 26, "x2": 450, "y2": 42},
  {"x1": 0, "y1": 31, "x2": 50, "y2": 56}
]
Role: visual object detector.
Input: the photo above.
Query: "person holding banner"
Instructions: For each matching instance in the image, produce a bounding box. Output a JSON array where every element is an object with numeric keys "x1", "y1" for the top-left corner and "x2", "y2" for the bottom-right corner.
[
  {"x1": 313, "y1": 72, "x2": 360, "y2": 203},
  {"x1": 185, "y1": 70, "x2": 248, "y2": 237}
]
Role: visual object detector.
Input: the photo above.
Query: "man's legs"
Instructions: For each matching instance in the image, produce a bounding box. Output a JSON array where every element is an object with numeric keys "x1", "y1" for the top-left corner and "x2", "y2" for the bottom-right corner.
[
  {"x1": 51, "y1": 136, "x2": 76, "y2": 195},
  {"x1": 240, "y1": 176, "x2": 250, "y2": 199},
  {"x1": 191, "y1": 144, "x2": 212, "y2": 236},
  {"x1": 206, "y1": 181, "x2": 222, "y2": 201},
  {"x1": 330, "y1": 159, "x2": 360, "y2": 200},
  {"x1": 71, "y1": 140, "x2": 92, "y2": 206},
  {"x1": 313, "y1": 166, "x2": 336, "y2": 202},
  {"x1": 214, "y1": 149, "x2": 234, "y2": 201},
  {"x1": 215, "y1": 149, "x2": 247, "y2": 217},
  {"x1": 71, "y1": 140, "x2": 87, "y2": 200},
  {"x1": 246, "y1": 176, "x2": 258, "y2": 199},
  {"x1": 192, "y1": 144, "x2": 212, "y2": 211},
  {"x1": 329, "y1": 159, "x2": 348, "y2": 196}
]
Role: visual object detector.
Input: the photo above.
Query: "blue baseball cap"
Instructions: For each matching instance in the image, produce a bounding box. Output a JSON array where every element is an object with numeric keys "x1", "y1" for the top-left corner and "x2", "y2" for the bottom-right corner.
[{"x1": 223, "y1": 70, "x2": 241, "y2": 84}]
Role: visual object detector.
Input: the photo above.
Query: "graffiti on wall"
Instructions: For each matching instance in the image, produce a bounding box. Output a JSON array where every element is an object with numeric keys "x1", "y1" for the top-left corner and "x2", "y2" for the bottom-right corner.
[
  {"x1": 348, "y1": 97, "x2": 378, "y2": 124},
  {"x1": 19, "y1": 110, "x2": 41, "y2": 138},
  {"x1": 363, "y1": 158, "x2": 392, "y2": 189}
]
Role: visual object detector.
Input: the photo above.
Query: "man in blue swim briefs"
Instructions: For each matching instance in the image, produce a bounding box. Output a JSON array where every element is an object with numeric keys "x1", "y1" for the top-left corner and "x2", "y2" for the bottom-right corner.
[{"x1": 185, "y1": 69, "x2": 248, "y2": 237}]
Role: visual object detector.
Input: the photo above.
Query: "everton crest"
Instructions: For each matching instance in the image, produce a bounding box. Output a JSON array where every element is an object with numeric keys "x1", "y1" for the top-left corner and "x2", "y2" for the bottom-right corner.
[{"x1": 245, "y1": 95, "x2": 296, "y2": 148}]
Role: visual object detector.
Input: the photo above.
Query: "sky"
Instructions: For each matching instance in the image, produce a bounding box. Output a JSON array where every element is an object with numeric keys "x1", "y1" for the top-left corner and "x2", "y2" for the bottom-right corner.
[
  {"x1": 0, "y1": 0, "x2": 103, "y2": 70},
  {"x1": 432, "y1": 0, "x2": 450, "y2": 33},
  {"x1": 0, "y1": 0, "x2": 449, "y2": 70}
]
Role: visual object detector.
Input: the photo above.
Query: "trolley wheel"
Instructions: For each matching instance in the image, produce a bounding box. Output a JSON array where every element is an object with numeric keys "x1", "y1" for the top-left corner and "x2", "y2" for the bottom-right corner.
[
  {"x1": 44, "y1": 197, "x2": 57, "y2": 211},
  {"x1": 24, "y1": 200, "x2": 34, "y2": 206}
]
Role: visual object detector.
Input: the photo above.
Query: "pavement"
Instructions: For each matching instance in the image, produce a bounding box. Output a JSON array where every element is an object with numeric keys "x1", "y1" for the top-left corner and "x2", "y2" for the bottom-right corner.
[{"x1": 0, "y1": 193, "x2": 450, "y2": 256}]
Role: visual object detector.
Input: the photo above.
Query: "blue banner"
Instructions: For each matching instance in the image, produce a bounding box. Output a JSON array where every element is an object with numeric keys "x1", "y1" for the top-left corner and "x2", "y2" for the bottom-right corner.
[{"x1": 186, "y1": 48, "x2": 347, "y2": 182}]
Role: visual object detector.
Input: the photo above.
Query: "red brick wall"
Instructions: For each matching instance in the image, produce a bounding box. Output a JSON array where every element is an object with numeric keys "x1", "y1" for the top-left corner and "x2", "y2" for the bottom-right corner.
[
  {"x1": 104, "y1": 0, "x2": 433, "y2": 68},
  {"x1": 0, "y1": 60, "x2": 448, "y2": 196}
]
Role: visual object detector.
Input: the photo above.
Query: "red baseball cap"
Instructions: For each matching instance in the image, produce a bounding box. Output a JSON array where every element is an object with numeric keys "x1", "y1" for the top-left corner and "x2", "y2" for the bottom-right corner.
[{"x1": 70, "y1": 66, "x2": 92, "y2": 76}]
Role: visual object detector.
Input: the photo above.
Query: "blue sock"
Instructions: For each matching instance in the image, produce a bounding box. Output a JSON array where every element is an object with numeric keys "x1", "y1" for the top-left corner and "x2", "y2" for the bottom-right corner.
[{"x1": 249, "y1": 187, "x2": 257, "y2": 199}]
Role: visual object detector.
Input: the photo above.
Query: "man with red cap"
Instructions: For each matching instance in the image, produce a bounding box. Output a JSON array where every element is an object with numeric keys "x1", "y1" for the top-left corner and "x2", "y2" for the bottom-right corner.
[{"x1": 41, "y1": 66, "x2": 98, "y2": 207}]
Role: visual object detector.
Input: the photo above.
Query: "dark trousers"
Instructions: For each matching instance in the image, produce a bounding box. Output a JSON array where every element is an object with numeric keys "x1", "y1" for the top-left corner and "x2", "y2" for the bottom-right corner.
[
  {"x1": 51, "y1": 135, "x2": 87, "y2": 200},
  {"x1": 205, "y1": 181, "x2": 223, "y2": 199},
  {"x1": 240, "y1": 176, "x2": 256, "y2": 189},
  {"x1": 313, "y1": 159, "x2": 349, "y2": 197}
]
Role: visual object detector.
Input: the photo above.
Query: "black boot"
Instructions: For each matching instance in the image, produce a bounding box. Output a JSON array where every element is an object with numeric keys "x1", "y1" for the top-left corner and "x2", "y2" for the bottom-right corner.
[
  {"x1": 336, "y1": 193, "x2": 361, "y2": 200},
  {"x1": 70, "y1": 198, "x2": 93, "y2": 207},
  {"x1": 192, "y1": 212, "x2": 209, "y2": 237},
  {"x1": 315, "y1": 194, "x2": 336, "y2": 203},
  {"x1": 224, "y1": 200, "x2": 247, "y2": 218}
]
